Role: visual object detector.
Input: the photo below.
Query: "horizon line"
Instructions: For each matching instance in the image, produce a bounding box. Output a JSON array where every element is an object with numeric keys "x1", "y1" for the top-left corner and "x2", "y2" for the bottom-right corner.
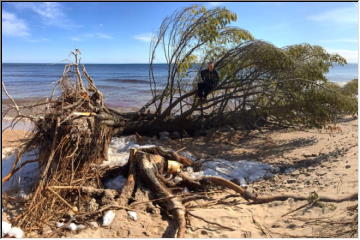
[
  {"x1": 2, "y1": 62, "x2": 169, "y2": 64},
  {"x1": 3, "y1": 62, "x2": 358, "y2": 65}
]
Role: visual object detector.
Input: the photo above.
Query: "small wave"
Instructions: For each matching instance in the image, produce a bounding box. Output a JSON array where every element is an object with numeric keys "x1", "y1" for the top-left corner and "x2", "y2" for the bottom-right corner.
[
  {"x1": 2, "y1": 97, "x2": 49, "y2": 106},
  {"x1": 2, "y1": 74, "x2": 61, "y2": 78},
  {"x1": 96, "y1": 84, "x2": 125, "y2": 90},
  {"x1": 104, "y1": 78, "x2": 149, "y2": 84}
]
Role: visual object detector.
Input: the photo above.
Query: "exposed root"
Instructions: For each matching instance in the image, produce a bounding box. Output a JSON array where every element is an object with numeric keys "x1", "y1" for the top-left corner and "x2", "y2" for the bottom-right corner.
[
  {"x1": 187, "y1": 211, "x2": 235, "y2": 231},
  {"x1": 3, "y1": 51, "x2": 123, "y2": 232},
  {"x1": 199, "y1": 175, "x2": 358, "y2": 204}
]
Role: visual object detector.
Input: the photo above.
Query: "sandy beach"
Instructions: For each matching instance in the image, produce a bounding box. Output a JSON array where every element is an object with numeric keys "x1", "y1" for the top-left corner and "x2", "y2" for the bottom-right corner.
[{"x1": 2, "y1": 116, "x2": 357, "y2": 238}]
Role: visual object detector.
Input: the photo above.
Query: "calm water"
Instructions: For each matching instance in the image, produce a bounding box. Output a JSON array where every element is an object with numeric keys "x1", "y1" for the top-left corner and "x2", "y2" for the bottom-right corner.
[
  {"x1": 2, "y1": 63, "x2": 358, "y2": 109},
  {"x1": 2, "y1": 63, "x2": 169, "y2": 109}
]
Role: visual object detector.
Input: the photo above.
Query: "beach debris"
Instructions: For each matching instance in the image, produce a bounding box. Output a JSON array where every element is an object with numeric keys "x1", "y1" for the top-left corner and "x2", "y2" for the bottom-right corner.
[
  {"x1": 167, "y1": 160, "x2": 182, "y2": 174},
  {"x1": 64, "y1": 222, "x2": 86, "y2": 231},
  {"x1": 89, "y1": 221, "x2": 99, "y2": 228},
  {"x1": 66, "y1": 223, "x2": 78, "y2": 231},
  {"x1": 76, "y1": 224, "x2": 86, "y2": 230},
  {"x1": 72, "y1": 111, "x2": 96, "y2": 117},
  {"x1": 86, "y1": 198, "x2": 99, "y2": 212},
  {"x1": 102, "y1": 210, "x2": 116, "y2": 227},
  {"x1": 55, "y1": 222, "x2": 64, "y2": 228},
  {"x1": 68, "y1": 207, "x2": 79, "y2": 216},
  {"x1": 127, "y1": 211, "x2": 138, "y2": 221}
]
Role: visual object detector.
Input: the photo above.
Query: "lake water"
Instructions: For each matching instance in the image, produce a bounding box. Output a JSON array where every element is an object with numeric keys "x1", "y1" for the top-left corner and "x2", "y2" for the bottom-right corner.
[{"x1": 2, "y1": 63, "x2": 358, "y2": 109}]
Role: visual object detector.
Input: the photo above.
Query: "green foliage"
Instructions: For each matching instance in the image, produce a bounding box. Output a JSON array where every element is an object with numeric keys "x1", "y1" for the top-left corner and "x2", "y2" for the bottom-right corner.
[
  {"x1": 283, "y1": 44, "x2": 347, "y2": 83},
  {"x1": 148, "y1": 5, "x2": 356, "y2": 127},
  {"x1": 342, "y1": 78, "x2": 358, "y2": 97}
]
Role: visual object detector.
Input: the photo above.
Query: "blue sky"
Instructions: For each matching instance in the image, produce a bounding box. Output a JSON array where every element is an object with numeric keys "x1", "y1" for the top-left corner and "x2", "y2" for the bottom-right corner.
[{"x1": 2, "y1": 1, "x2": 358, "y2": 63}]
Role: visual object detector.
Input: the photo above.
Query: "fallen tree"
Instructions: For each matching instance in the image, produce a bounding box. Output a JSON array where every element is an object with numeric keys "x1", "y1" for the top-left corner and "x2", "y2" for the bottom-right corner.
[
  {"x1": 111, "y1": 6, "x2": 355, "y2": 135},
  {"x1": 2, "y1": 5, "x2": 358, "y2": 238}
]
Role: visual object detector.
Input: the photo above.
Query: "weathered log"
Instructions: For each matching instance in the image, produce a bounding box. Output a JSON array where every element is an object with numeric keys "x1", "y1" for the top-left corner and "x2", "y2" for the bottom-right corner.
[{"x1": 134, "y1": 151, "x2": 186, "y2": 238}]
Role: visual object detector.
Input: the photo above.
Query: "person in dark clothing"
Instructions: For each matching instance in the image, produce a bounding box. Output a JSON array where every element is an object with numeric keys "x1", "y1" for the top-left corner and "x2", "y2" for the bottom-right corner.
[{"x1": 197, "y1": 62, "x2": 219, "y2": 101}]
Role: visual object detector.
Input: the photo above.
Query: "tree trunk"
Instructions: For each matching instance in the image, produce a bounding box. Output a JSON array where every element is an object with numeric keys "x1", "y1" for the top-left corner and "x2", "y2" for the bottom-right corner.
[{"x1": 107, "y1": 108, "x2": 268, "y2": 137}]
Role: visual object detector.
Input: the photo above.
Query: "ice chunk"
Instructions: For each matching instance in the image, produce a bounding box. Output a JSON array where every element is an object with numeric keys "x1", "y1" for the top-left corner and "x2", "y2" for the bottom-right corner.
[
  {"x1": 102, "y1": 136, "x2": 155, "y2": 168},
  {"x1": 173, "y1": 176, "x2": 183, "y2": 184},
  {"x1": 186, "y1": 158, "x2": 279, "y2": 184},
  {"x1": 66, "y1": 223, "x2": 78, "y2": 231},
  {"x1": 56, "y1": 222, "x2": 64, "y2": 228},
  {"x1": 2, "y1": 221, "x2": 12, "y2": 237},
  {"x1": 76, "y1": 224, "x2": 86, "y2": 230},
  {"x1": 7, "y1": 227, "x2": 24, "y2": 238}
]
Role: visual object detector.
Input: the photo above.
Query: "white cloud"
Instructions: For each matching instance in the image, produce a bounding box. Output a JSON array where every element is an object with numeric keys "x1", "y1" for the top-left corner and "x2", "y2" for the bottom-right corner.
[
  {"x1": 320, "y1": 38, "x2": 358, "y2": 43},
  {"x1": 13, "y1": 2, "x2": 80, "y2": 29},
  {"x1": 94, "y1": 33, "x2": 112, "y2": 39},
  {"x1": 69, "y1": 33, "x2": 113, "y2": 42},
  {"x1": 69, "y1": 36, "x2": 82, "y2": 42},
  {"x1": 26, "y1": 38, "x2": 48, "y2": 42},
  {"x1": 334, "y1": 81, "x2": 348, "y2": 87},
  {"x1": 208, "y1": 2, "x2": 224, "y2": 7},
  {"x1": 308, "y1": 7, "x2": 357, "y2": 24},
  {"x1": 31, "y1": 2, "x2": 63, "y2": 20},
  {"x1": 2, "y1": 11, "x2": 30, "y2": 37},
  {"x1": 326, "y1": 48, "x2": 358, "y2": 63},
  {"x1": 133, "y1": 33, "x2": 154, "y2": 42}
]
